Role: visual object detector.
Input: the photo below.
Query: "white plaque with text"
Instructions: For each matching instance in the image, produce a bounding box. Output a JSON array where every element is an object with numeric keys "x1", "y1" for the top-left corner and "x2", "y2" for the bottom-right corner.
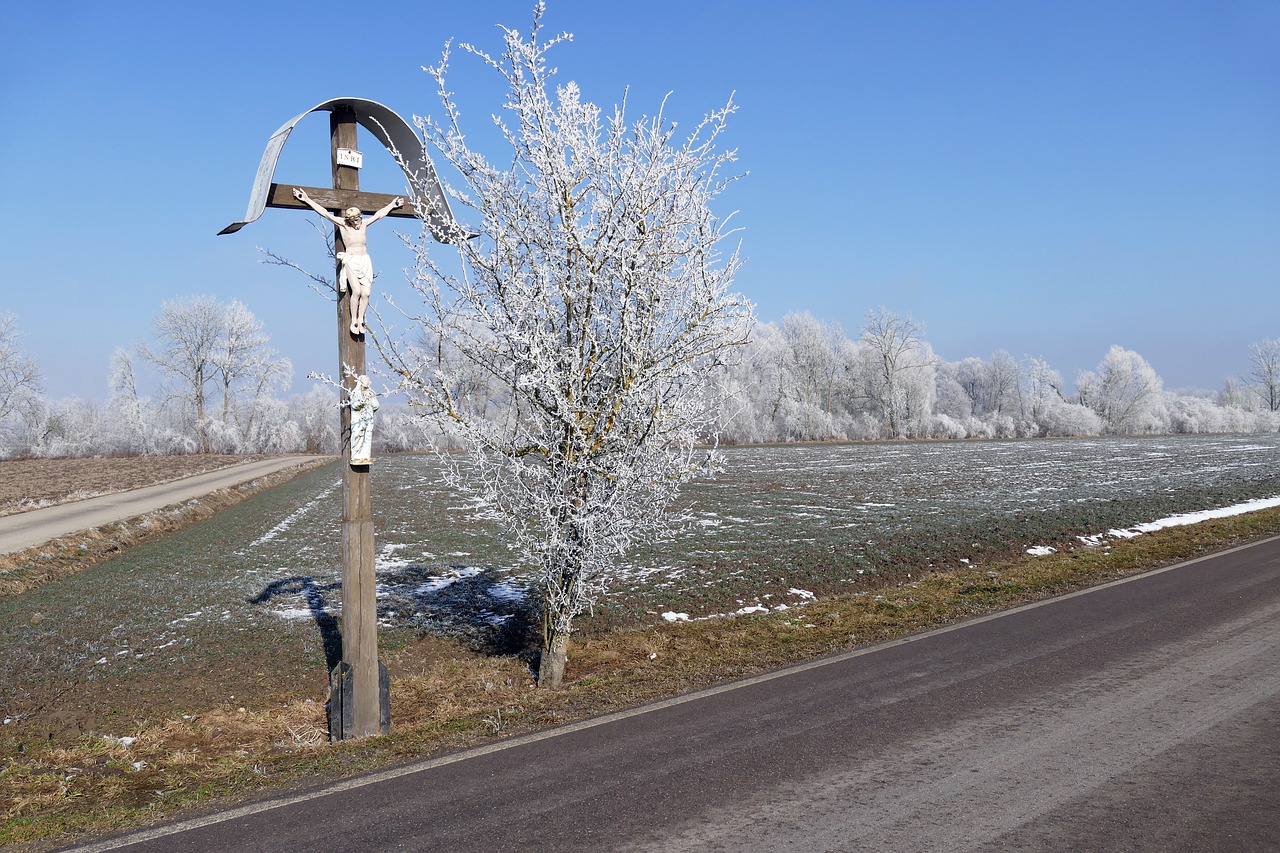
[{"x1": 336, "y1": 148, "x2": 364, "y2": 169}]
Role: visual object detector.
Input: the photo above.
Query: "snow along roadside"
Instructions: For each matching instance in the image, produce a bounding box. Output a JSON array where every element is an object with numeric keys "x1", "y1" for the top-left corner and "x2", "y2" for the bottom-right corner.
[
  {"x1": 1028, "y1": 494, "x2": 1280, "y2": 555},
  {"x1": 666, "y1": 494, "x2": 1280, "y2": 622}
]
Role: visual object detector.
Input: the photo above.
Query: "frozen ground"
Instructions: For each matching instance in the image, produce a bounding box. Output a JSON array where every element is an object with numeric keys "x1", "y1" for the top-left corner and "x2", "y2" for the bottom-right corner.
[{"x1": 3, "y1": 434, "x2": 1278, "y2": 711}]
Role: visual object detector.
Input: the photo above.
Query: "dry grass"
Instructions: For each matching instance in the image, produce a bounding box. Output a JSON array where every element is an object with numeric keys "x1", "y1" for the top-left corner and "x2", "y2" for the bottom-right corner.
[{"x1": 5, "y1": 503, "x2": 1278, "y2": 850}]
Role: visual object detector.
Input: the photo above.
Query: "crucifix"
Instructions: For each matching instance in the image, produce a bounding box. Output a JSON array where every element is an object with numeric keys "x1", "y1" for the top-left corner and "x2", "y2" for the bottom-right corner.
[
  {"x1": 292, "y1": 186, "x2": 402, "y2": 337},
  {"x1": 220, "y1": 98, "x2": 460, "y2": 740}
]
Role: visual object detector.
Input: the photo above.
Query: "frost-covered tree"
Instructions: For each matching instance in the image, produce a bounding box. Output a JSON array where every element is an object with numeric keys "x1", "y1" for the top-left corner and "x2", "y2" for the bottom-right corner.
[
  {"x1": 757, "y1": 312, "x2": 848, "y2": 440},
  {"x1": 1248, "y1": 337, "x2": 1280, "y2": 412},
  {"x1": 955, "y1": 350, "x2": 1022, "y2": 418},
  {"x1": 984, "y1": 350, "x2": 1023, "y2": 418},
  {"x1": 1218, "y1": 376, "x2": 1254, "y2": 411},
  {"x1": 782, "y1": 314, "x2": 842, "y2": 419},
  {"x1": 954, "y1": 357, "x2": 985, "y2": 414},
  {"x1": 391, "y1": 8, "x2": 752, "y2": 687},
  {"x1": 854, "y1": 308, "x2": 935, "y2": 438},
  {"x1": 1165, "y1": 389, "x2": 1277, "y2": 433},
  {"x1": 0, "y1": 314, "x2": 43, "y2": 453},
  {"x1": 106, "y1": 348, "x2": 151, "y2": 454},
  {"x1": 1025, "y1": 357, "x2": 1101, "y2": 437},
  {"x1": 287, "y1": 385, "x2": 341, "y2": 454},
  {"x1": 934, "y1": 361, "x2": 974, "y2": 420},
  {"x1": 23, "y1": 397, "x2": 107, "y2": 458},
  {"x1": 1077, "y1": 345, "x2": 1167, "y2": 434},
  {"x1": 211, "y1": 300, "x2": 293, "y2": 437},
  {"x1": 718, "y1": 322, "x2": 788, "y2": 443},
  {"x1": 138, "y1": 296, "x2": 290, "y2": 452},
  {"x1": 138, "y1": 296, "x2": 222, "y2": 450}
]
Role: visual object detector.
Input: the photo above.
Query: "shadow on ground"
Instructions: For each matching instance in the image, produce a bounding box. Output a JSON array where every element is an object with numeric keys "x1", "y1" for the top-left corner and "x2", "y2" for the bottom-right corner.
[
  {"x1": 249, "y1": 566, "x2": 538, "y2": 661},
  {"x1": 248, "y1": 577, "x2": 344, "y2": 669}
]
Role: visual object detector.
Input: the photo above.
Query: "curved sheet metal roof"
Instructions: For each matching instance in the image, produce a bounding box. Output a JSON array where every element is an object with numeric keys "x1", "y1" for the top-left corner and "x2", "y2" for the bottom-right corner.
[{"x1": 219, "y1": 97, "x2": 460, "y2": 242}]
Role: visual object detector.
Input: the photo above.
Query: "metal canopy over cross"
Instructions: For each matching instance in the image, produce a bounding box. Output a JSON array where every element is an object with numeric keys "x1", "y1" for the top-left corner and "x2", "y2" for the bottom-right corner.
[{"x1": 220, "y1": 97, "x2": 459, "y2": 740}]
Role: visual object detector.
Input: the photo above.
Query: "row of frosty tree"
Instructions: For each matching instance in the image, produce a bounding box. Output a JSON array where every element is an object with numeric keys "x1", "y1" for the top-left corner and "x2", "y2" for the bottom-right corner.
[
  {"x1": 718, "y1": 310, "x2": 1280, "y2": 443},
  {"x1": 1, "y1": 302, "x2": 1276, "y2": 460},
  {"x1": 0, "y1": 301, "x2": 436, "y2": 459}
]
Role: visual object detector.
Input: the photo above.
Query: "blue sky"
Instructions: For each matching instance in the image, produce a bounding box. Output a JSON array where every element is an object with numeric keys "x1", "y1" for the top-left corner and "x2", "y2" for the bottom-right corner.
[{"x1": 5, "y1": 0, "x2": 1277, "y2": 400}]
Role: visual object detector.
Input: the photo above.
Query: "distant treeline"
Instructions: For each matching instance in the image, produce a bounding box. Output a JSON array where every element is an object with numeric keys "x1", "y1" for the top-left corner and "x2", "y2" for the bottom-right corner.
[{"x1": 1, "y1": 305, "x2": 1276, "y2": 459}]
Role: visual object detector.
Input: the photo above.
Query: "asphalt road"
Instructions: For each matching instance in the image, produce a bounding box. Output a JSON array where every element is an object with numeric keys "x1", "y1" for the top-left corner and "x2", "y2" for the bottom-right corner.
[
  {"x1": 0, "y1": 456, "x2": 323, "y2": 555},
  {"x1": 69, "y1": 534, "x2": 1280, "y2": 852}
]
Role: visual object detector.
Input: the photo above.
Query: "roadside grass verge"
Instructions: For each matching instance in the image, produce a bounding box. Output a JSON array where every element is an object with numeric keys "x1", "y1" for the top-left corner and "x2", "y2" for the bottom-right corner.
[{"x1": 3, "y1": 505, "x2": 1278, "y2": 850}]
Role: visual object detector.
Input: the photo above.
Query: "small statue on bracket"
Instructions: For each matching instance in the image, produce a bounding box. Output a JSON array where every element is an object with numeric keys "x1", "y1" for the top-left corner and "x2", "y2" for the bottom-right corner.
[{"x1": 348, "y1": 374, "x2": 379, "y2": 466}]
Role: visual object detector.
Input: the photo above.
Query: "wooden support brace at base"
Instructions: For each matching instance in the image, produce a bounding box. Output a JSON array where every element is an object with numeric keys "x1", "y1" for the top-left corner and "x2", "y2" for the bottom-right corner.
[{"x1": 328, "y1": 661, "x2": 391, "y2": 740}]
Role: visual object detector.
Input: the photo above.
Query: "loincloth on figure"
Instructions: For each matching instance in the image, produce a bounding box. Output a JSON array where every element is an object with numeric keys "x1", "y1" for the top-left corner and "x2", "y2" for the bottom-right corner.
[{"x1": 336, "y1": 252, "x2": 374, "y2": 291}]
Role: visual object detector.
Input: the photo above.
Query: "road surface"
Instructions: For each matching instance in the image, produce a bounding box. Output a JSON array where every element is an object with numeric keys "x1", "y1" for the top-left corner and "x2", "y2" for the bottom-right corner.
[
  {"x1": 67, "y1": 534, "x2": 1280, "y2": 852},
  {"x1": 0, "y1": 456, "x2": 324, "y2": 555}
]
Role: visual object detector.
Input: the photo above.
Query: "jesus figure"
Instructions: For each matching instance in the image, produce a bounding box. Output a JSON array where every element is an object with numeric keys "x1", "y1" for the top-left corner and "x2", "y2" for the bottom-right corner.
[{"x1": 293, "y1": 188, "x2": 403, "y2": 336}]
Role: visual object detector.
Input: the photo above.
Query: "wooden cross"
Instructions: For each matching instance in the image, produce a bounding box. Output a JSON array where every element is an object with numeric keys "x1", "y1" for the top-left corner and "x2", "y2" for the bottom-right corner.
[
  {"x1": 223, "y1": 98, "x2": 459, "y2": 741},
  {"x1": 270, "y1": 110, "x2": 402, "y2": 739}
]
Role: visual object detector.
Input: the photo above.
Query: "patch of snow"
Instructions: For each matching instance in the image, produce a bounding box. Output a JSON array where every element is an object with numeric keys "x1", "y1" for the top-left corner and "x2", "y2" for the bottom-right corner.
[
  {"x1": 401, "y1": 567, "x2": 484, "y2": 597},
  {"x1": 661, "y1": 611, "x2": 691, "y2": 622},
  {"x1": 244, "y1": 485, "x2": 336, "y2": 548},
  {"x1": 1077, "y1": 495, "x2": 1280, "y2": 548},
  {"x1": 375, "y1": 553, "x2": 417, "y2": 572},
  {"x1": 1129, "y1": 496, "x2": 1280, "y2": 532},
  {"x1": 487, "y1": 582, "x2": 527, "y2": 602},
  {"x1": 272, "y1": 607, "x2": 314, "y2": 621}
]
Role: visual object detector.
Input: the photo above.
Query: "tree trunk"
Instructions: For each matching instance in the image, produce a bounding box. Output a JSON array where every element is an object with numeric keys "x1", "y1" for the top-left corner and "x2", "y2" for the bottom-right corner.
[
  {"x1": 195, "y1": 384, "x2": 210, "y2": 453},
  {"x1": 538, "y1": 624, "x2": 569, "y2": 688}
]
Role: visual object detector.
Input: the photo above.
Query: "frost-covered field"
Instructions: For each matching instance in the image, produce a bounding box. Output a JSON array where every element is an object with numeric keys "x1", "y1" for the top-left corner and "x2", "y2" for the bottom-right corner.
[
  {"x1": 631, "y1": 434, "x2": 1280, "y2": 595},
  {"x1": 3, "y1": 434, "x2": 1278, "y2": 720}
]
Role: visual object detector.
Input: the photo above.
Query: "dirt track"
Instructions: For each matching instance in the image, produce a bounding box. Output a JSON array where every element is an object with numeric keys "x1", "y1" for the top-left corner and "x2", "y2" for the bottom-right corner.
[
  {"x1": 0, "y1": 455, "x2": 332, "y2": 599},
  {"x1": 0, "y1": 455, "x2": 270, "y2": 518}
]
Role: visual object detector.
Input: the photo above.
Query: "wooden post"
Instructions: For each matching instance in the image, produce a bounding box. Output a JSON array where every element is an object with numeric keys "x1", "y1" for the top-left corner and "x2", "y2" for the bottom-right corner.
[
  {"x1": 220, "y1": 98, "x2": 460, "y2": 740},
  {"x1": 330, "y1": 108, "x2": 386, "y2": 739}
]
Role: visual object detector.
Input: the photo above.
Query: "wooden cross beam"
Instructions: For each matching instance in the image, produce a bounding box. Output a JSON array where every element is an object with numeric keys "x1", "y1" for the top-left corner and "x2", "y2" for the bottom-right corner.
[{"x1": 265, "y1": 183, "x2": 424, "y2": 221}]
